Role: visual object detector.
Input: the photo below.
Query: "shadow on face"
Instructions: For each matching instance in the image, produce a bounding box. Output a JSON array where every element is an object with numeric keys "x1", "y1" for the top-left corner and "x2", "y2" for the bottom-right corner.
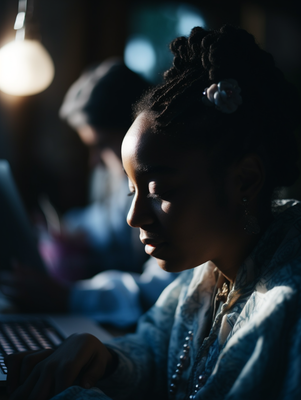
[{"x1": 121, "y1": 113, "x2": 247, "y2": 275}]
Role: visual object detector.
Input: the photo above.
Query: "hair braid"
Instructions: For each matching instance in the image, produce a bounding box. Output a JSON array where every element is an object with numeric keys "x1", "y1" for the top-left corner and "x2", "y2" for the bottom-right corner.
[
  {"x1": 134, "y1": 24, "x2": 300, "y2": 196},
  {"x1": 150, "y1": 68, "x2": 205, "y2": 125}
]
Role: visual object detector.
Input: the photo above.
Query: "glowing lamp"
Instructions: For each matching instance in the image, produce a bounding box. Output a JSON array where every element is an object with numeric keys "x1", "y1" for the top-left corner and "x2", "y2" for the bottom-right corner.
[
  {"x1": 0, "y1": 0, "x2": 55, "y2": 96},
  {"x1": 0, "y1": 39, "x2": 54, "y2": 96}
]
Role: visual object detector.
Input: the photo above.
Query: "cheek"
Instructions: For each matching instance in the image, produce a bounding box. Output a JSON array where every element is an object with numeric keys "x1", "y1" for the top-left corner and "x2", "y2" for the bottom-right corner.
[
  {"x1": 154, "y1": 200, "x2": 183, "y2": 226},
  {"x1": 150, "y1": 200, "x2": 173, "y2": 219},
  {"x1": 156, "y1": 198, "x2": 193, "y2": 237},
  {"x1": 161, "y1": 201, "x2": 172, "y2": 214}
]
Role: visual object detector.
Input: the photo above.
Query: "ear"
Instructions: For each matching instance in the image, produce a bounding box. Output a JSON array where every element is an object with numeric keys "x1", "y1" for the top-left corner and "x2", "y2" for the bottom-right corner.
[{"x1": 234, "y1": 153, "x2": 265, "y2": 203}]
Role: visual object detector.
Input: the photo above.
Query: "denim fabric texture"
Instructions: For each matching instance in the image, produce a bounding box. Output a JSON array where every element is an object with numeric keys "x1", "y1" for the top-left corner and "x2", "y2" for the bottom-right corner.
[{"x1": 54, "y1": 200, "x2": 301, "y2": 400}]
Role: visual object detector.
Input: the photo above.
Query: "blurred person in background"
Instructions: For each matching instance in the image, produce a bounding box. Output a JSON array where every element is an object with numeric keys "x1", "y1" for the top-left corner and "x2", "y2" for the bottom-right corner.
[
  {"x1": 0, "y1": 59, "x2": 177, "y2": 328},
  {"x1": 57, "y1": 57, "x2": 149, "y2": 277}
]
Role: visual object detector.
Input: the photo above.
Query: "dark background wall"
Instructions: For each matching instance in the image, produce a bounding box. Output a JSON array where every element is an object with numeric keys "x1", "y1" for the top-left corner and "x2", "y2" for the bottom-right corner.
[{"x1": 0, "y1": 0, "x2": 300, "y2": 217}]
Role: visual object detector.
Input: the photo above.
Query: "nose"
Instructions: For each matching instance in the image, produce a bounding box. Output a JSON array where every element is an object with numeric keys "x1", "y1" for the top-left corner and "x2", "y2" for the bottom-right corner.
[{"x1": 127, "y1": 193, "x2": 154, "y2": 228}]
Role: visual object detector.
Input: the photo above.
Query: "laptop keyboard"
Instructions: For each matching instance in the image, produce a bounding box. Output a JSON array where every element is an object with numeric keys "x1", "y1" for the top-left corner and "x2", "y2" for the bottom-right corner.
[{"x1": 0, "y1": 319, "x2": 65, "y2": 375}]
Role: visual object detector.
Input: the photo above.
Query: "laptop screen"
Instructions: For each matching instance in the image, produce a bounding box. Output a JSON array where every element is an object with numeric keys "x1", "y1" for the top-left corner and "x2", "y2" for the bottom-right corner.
[{"x1": 0, "y1": 160, "x2": 46, "y2": 272}]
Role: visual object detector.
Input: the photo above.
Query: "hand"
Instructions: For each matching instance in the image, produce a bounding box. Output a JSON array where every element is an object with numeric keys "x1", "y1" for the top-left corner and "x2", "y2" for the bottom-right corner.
[
  {"x1": 0, "y1": 264, "x2": 69, "y2": 312},
  {"x1": 6, "y1": 333, "x2": 116, "y2": 400}
]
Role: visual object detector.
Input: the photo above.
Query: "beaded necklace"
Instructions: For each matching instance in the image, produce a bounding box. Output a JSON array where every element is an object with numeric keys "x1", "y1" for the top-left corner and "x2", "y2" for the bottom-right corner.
[{"x1": 169, "y1": 280, "x2": 231, "y2": 399}]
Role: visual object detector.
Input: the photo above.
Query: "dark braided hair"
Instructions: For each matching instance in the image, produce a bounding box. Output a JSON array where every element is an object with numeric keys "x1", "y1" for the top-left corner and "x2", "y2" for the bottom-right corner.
[{"x1": 134, "y1": 25, "x2": 300, "y2": 204}]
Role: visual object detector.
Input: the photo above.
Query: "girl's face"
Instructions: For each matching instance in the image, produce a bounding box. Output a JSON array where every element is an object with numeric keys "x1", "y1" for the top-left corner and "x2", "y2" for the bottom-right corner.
[{"x1": 122, "y1": 113, "x2": 242, "y2": 273}]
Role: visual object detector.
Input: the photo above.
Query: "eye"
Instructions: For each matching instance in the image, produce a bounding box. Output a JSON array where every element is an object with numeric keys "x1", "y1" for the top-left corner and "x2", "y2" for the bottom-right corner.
[
  {"x1": 147, "y1": 181, "x2": 167, "y2": 201},
  {"x1": 127, "y1": 178, "x2": 135, "y2": 197},
  {"x1": 147, "y1": 192, "x2": 162, "y2": 200}
]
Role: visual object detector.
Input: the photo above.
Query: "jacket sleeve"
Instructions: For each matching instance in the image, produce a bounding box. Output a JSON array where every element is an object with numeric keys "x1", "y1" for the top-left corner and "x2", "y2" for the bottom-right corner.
[
  {"x1": 97, "y1": 271, "x2": 190, "y2": 400},
  {"x1": 51, "y1": 386, "x2": 112, "y2": 400},
  {"x1": 68, "y1": 258, "x2": 177, "y2": 328}
]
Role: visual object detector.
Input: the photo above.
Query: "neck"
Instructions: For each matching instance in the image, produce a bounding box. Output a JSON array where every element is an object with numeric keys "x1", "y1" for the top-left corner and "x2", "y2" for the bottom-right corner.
[
  {"x1": 213, "y1": 232, "x2": 262, "y2": 283},
  {"x1": 214, "y1": 203, "x2": 274, "y2": 283}
]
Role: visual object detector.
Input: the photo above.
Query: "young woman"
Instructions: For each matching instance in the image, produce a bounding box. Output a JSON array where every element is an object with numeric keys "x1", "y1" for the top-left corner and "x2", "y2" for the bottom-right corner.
[{"x1": 6, "y1": 24, "x2": 301, "y2": 400}]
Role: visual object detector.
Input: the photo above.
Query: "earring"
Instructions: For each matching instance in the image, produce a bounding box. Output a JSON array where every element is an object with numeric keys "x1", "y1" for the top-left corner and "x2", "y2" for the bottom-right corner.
[{"x1": 242, "y1": 197, "x2": 260, "y2": 235}]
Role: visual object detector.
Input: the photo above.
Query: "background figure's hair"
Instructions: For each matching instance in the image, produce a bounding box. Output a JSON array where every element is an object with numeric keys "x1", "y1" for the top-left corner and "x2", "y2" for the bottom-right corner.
[
  {"x1": 135, "y1": 25, "x2": 301, "y2": 201},
  {"x1": 60, "y1": 58, "x2": 150, "y2": 132}
]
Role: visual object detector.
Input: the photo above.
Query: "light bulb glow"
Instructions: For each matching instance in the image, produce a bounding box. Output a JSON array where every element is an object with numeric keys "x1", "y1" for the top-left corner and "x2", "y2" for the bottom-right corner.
[{"x1": 0, "y1": 39, "x2": 55, "y2": 96}]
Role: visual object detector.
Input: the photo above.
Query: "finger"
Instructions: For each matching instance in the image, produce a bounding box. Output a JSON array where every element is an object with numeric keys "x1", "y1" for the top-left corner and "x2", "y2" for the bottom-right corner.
[
  {"x1": 26, "y1": 369, "x2": 54, "y2": 400},
  {"x1": 6, "y1": 349, "x2": 53, "y2": 395},
  {"x1": 10, "y1": 383, "x2": 36, "y2": 400},
  {"x1": 19, "y1": 349, "x2": 53, "y2": 385},
  {"x1": 9, "y1": 365, "x2": 41, "y2": 400},
  {"x1": 79, "y1": 353, "x2": 106, "y2": 390},
  {"x1": 54, "y1": 361, "x2": 82, "y2": 396},
  {"x1": 5, "y1": 351, "x2": 36, "y2": 395},
  {"x1": 53, "y1": 335, "x2": 102, "y2": 395},
  {"x1": 53, "y1": 348, "x2": 96, "y2": 395}
]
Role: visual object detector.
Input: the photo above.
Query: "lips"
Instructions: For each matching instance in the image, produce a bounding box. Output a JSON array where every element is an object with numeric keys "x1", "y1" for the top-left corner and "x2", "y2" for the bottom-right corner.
[{"x1": 141, "y1": 237, "x2": 167, "y2": 257}]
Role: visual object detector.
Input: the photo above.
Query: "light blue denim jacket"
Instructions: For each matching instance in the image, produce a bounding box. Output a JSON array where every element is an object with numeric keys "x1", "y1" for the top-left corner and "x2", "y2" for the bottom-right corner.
[{"x1": 54, "y1": 200, "x2": 301, "y2": 400}]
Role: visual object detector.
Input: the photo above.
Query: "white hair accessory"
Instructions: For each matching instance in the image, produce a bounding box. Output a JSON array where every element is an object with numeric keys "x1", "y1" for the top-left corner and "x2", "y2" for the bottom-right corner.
[{"x1": 202, "y1": 79, "x2": 242, "y2": 114}]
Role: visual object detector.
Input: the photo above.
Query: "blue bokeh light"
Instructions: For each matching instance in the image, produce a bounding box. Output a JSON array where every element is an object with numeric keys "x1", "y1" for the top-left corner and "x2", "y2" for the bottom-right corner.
[
  {"x1": 124, "y1": 3, "x2": 206, "y2": 82},
  {"x1": 124, "y1": 37, "x2": 156, "y2": 77},
  {"x1": 177, "y1": 10, "x2": 205, "y2": 36}
]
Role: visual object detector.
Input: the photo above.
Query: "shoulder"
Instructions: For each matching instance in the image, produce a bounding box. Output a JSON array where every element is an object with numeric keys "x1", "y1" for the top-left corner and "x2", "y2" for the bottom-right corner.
[
  {"x1": 281, "y1": 257, "x2": 301, "y2": 292},
  {"x1": 258, "y1": 257, "x2": 301, "y2": 308}
]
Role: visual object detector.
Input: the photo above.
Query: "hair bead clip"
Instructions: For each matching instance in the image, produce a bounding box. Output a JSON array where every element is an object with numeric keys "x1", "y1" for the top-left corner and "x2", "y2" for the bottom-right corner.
[{"x1": 202, "y1": 79, "x2": 242, "y2": 114}]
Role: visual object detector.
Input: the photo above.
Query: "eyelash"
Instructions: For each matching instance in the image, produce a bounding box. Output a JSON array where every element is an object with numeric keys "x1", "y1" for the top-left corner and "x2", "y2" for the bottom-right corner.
[
  {"x1": 127, "y1": 191, "x2": 162, "y2": 200},
  {"x1": 147, "y1": 193, "x2": 162, "y2": 200}
]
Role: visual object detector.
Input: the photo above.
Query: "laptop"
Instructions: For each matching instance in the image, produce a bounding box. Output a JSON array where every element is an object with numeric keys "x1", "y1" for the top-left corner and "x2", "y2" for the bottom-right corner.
[
  {"x1": 0, "y1": 160, "x2": 46, "y2": 272},
  {"x1": 0, "y1": 314, "x2": 112, "y2": 384},
  {"x1": 0, "y1": 160, "x2": 113, "y2": 384}
]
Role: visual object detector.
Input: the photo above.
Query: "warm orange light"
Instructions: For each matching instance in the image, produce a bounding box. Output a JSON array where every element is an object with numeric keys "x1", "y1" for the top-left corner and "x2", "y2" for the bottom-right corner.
[{"x1": 0, "y1": 39, "x2": 55, "y2": 96}]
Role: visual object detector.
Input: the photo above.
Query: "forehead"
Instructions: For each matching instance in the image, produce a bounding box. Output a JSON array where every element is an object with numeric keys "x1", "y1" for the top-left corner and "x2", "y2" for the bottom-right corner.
[{"x1": 122, "y1": 113, "x2": 204, "y2": 174}]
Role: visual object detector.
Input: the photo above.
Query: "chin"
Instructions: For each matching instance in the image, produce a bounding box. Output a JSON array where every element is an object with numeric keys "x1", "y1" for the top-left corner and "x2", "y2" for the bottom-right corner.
[
  {"x1": 155, "y1": 257, "x2": 193, "y2": 273},
  {"x1": 156, "y1": 256, "x2": 206, "y2": 272}
]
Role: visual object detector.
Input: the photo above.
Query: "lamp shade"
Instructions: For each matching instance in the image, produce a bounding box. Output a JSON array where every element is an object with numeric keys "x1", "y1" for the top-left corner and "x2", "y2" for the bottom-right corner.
[{"x1": 0, "y1": 39, "x2": 55, "y2": 96}]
